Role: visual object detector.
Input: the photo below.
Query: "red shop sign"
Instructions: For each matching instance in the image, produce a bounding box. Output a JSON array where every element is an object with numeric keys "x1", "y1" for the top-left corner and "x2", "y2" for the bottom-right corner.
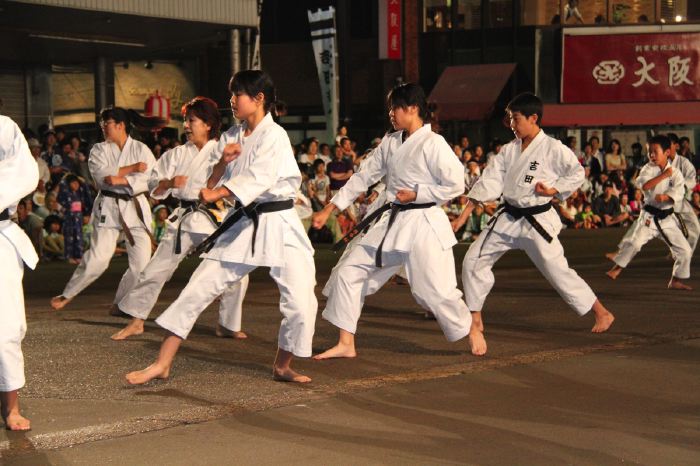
[{"x1": 562, "y1": 31, "x2": 700, "y2": 103}]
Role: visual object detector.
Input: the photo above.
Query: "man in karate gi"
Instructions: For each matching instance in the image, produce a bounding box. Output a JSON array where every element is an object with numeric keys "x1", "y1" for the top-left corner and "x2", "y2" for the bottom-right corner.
[
  {"x1": 607, "y1": 135, "x2": 693, "y2": 290},
  {"x1": 51, "y1": 107, "x2": 156, "y2": 312},
  {"x1": 452, "y1": 93, "x2": 614, "y2": 356},
  {"x1": 0, "y1": 115, "x2": 39, "y2": 430}
]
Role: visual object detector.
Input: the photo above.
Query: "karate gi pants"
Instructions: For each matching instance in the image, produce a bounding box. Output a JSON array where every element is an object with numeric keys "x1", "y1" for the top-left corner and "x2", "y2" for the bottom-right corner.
[
  {"x1": 0, "y1": 237, "x2": 26, "y2": 392},
  {"x1": 62, "y1": 225, "x2": 151, "y2": 304},
  {"x1": 679, "y1": 200, "x2": 699, "y2": 254},
  {"x1": 155, "y1": 238, "x2": 317, "y2": 358},
  {"x1": 322, "y1": 242, "x2": 472, "y2": 343},
  {"x1": 119, "y1": 228, "x2": 247, "y2": 331},
  {"x1": 463, "y1": 225, "x2": 597, "y2": 315},
  {"x1": 614, "y1": 219, "x2": 692, "y2": 279}
]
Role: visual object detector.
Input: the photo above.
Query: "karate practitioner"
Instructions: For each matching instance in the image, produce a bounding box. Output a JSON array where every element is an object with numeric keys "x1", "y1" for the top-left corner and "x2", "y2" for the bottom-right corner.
[
  {"x1": 452, "y1": 93, "x2": 614, "y2": 356},
  {"x1": 607, "y1": 135, "x2": 693, "y2": 290},
  {"x1": 112, "y1": 97, "x2": 248, "y2": 341},
  {"x1": 667, "y1": 133, "x2": 699, "y2": 254},
  {"x1": 126, "y1": 70, "x2": 317, "y2": 384},
  {"x1": 0, "y1": 115, "x2": 39, "y2": 430},
  {"x1": 51, "y1": 107, "x2": 158, "y2": 312},
  {"x1": 312, "y1": 82, "x2": 479, "y2": 360}
]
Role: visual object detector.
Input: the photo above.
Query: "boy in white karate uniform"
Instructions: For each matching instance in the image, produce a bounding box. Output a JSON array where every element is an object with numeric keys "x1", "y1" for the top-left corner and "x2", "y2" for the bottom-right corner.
[
  {"x1": 452, "y1": 93, "x2": 614, "y2": 355},
  {"x1": 607, "y1": 135, "x2": 693, "y2": 290},
  {"x1": 126, "y1": 70, "x2": 317, "y2": 385},
  {"x1": 51, "y1": 107, "x2": 158, "y2": 312},
  {"x1": 112, "y1": 97, "x2": 248, "y2": 341},
  {"x1": 0, "y1": 116, "x2": 39, "y2": 430},
  {"x1": 312, "y1": 83, "x2": 479, "y2": 360}
]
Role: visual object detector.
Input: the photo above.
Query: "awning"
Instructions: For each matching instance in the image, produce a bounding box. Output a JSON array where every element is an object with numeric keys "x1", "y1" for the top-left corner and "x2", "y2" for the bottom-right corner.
[
  {"x1": 428, "y1": 63, "x2": 516, "y2": 121},
  {"x1": 543, "y1": 102, "x2": 700, "y2": 127}
]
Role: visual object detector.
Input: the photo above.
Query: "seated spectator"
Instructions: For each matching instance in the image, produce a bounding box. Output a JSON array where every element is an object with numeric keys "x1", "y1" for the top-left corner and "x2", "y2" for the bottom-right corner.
[
  {"x1": 82, "y1": 214, "x2": 93, "y2": 251},
  {"x1": 579, "y1": 165, "x2": 593, "y2": 198},
  {"x1": 593, "y1": 181, "x2": 629, "y2": 227},
  {"x1": 485, "y1": 138, "x2": 502, "y2": 166},
  {"x1": 57, "y1": 174, "x2": 93, "y2": 264},
  {"x1": 152, "y1": 205, "x2": 170, "y2": 243},
  {"x1": 335, "y1": 124, "x2": 348, "y2": 145},
  {"x1": 309, "y1": 159, "x2": 330, "y2": 212},
  {"x1": 339, "y1": 137, "x2": 357, "y2": 164},
  {"x1": 464, "y1": 160, "x2": 480, "y2": 192},
  {"x1": 605, "y1": 139, "x2": 627, "y2": 172},
  {"x1": 328, "y1": 145, "x2": 354, "y2": 195},
  {"x1": 28, "y1": 137, "x2": 50, "y2": 189},
  {"x1": 472, "y1": 144, "x2": 485, "y2": 166},
  {"x1": 559, "y1": 196, "x2": 580, "y2": 228},
  {"x1": 619, "y1": 193, "x2": 632, "y2": 226},
  {"x1": 42, "y1": 215, "x2": 65, "y2": 261},
  {"x1": 690, "y1": 191, "x2": 700, "y2": 218},
  {"x1": 16, "y1": 199, "x2": 44, "y2": 255},
  {"x1": 464, "y1": 203, "x2": 491, "y2": 241},
  {"x1": 629, "y1": 188, "x2": 643, "y2": 218},
  {"x1": 576, "y1": 203, "x2": 598, "y2": 230}
]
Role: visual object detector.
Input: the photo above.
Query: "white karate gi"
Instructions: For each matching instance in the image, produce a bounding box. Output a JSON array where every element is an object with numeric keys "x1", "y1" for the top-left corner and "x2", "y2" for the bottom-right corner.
[
  {"x1": 0, "y1": 116, "x2": 39, "y2": 391},
  {"x1": 155, "y1": 114, "x2": 317, "y2": 357},
  {"x1": 118, "y1": 140, "x2": 247, "y2": 331},
  {"x1": 60, "y1": 137, "x2": 156, "y2": 304},
  {"x1": 671, "y1": 153, "x2": 699, "y2": 253},
  {"x1": 322, "y1": 124, "x2": 472, "y2": 342},
  {"x1": 463, "y1": 130, "x2": 597, "y2": 315},
  {"x1": 614, "y1": 161, "x2": 692, "y2": 279}
]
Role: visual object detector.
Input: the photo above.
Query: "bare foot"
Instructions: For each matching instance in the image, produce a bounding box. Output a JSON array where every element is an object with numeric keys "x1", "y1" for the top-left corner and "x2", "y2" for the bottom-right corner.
[
  {"x1": 215, "y1": 324, "x2": 248, "y2": 339},
  {"x1": 125, "y1": 364, "x2": 170, "y2": 385},
  {"x1": 469, "y1": 328, "x2": 487, "y2": 356},
  {"x1": 668, "y1": 278, "x2": 693, "y2": 291},
  {"x1": 606, "y1": 266, "x2": 622, "y2": 280},
  {"x1": 50, "y1": 295, "x2": 71, "y2": 310},
  {"x1": 592, "y1": 310, "x2": 615, "y2": 333},
  {"x1": 312, "y1": 343, "x2": 357, "y2": 360},
  {"x1": 604, "y1": 252, "x2": 617, "y2": 262},
  {"x1": 111, "y1": 319, "x2": 145, "y2": 341},
  {"x1": 3, "y1": 411, "x2": 31, "y2": 431},
  {"x1": 273, "y1": 366, "x2": 311, "y2": 383}
]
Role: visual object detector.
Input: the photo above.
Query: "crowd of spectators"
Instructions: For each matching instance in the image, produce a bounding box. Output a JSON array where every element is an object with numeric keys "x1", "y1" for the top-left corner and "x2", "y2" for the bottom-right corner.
[{"x1": 11, "y1": 118, "x2": 700, "y2": 267}]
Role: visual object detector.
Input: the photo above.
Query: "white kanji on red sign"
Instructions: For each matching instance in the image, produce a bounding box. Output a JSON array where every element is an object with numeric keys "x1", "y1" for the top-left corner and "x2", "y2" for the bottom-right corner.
[
  {"x1": 667, "y1": 56, "x2": 694, "y2": 87},
  {"x1": 632, "y1": 56, "x2": 659, "y2": 87}
]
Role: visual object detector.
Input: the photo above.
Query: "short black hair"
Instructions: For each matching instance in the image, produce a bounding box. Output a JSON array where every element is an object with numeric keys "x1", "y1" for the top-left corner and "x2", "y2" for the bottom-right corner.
[
  {"x1": 506, "y1": 92, "x2": 543, "y2": 126},
  {"x1": 312, "y1": 158, "x2": 325, "y2": 170},
  {"x1": 387, "y1": 82, "x2": 431, "y2": 122},
  {"x1": 649, "y1": 135, "x2": 671, "y2": 152},
  {"x1": 666, "y1": 132, "x2": 679, "y2": 144}
]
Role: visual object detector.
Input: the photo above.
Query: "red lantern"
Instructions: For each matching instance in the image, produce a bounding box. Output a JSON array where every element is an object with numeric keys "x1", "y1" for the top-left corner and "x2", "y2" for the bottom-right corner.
[{"x1": 144, "y1": 91, "x2": 171, "y2": 124}]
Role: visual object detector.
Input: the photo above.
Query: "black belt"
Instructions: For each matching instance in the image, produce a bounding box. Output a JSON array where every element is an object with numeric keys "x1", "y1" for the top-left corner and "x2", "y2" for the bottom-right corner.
[
  {"x1": 0, "y1": 209, "x2": 9, "y2": 221},
  {"x1": 643, "y1": 205, "x2": 677, "y2": 247},
  {"x1": 194, "y1": 199, "x2": 294, "y2": 256},
  {"x1": 173, "y1": 199, "x2": 221, "y2": 254},
  {"x1": 333, "y1": 201, "x2": 436, "y2": 267},
  {"x1": 100, "y1": 190, "x2": 155, "y2": 247},
  {"x1": 478, "y1": 201, "x2": 553, "y2": 258}
]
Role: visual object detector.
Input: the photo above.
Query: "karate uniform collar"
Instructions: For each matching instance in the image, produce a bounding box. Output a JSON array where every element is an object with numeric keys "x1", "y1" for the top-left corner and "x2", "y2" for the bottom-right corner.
[
  {"x1": 240, "y1": 112, "x2": 274, "y2": 138},
  {"x1": 515, "y1": 129, "x2": 546, "y2": 156},
  {"x1": 108, "y1": 135, "x2": 133, "y2": 157},
  {"x1": 401, "y1": 123, "x2": 432, "y2": 144}
]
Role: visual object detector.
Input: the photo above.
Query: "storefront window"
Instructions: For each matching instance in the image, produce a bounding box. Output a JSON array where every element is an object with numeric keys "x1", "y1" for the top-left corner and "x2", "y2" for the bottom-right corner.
[
  {"x1": 424, "y1": 0, "x2": 452, "y2": 31},
  {"x1": 610, "y1": 0, "x2": 656, "y2": 24}
]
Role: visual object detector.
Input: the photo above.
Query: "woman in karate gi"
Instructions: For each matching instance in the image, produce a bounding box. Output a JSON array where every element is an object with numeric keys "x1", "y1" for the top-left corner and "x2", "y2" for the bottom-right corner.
[
  {"x1": 50, "y1": 107, "x2": 159, "y2": 312},
  {"x1": 111, "y1": 97, "x2": 248, "y2": 341},
  {"x1": 452, "y1": 93, "x2": 615, "y2": 356},
  {"x1": 0, "y1": 115, "x2": 39, "y2": 430},
  {"x1": 312, "y1": 83, "x2": 478, "y2": 360},
  {"x1": 126, "y1": 70, "x2": 317, "y2": 384},
  {"x1": 607, "y1": 135, "x2": 693, "y2": 290}
]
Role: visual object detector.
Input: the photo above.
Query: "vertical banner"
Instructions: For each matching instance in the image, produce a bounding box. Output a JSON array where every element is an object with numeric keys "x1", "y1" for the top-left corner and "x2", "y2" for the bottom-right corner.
[
  {"x1": 251, "y1": 0, "x2": 263, "y2": 70},
  {"x1": 379, "y1": 0, "x2": 402, "y2": 60},
  {"x1": 308, "y1": 7, "x2": 339, "y2": 144}
]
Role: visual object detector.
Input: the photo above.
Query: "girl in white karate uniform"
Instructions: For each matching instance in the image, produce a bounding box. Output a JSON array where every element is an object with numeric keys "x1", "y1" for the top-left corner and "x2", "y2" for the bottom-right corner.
[
  {"x1": 0, "y1": 115, "x2": 39, "y2": 430},
  {"x1": 51, "y1": 107, "x2": 159, "y2": 312},
  {"x1": 452, "y1": 93, "x2": 614, "y2": 356},
  {"x1": 112, "y1": 97, "x2": 248, "y2": 341},
  {"x1": 126, "y1": 70, "x2": 317, "y2": 385},
  {"x1": 607, "y1": 135, "x2": 693, "y2": 290},
  {"x1": 312, "y1": 83, "x2": 478, "y2": 360}
]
